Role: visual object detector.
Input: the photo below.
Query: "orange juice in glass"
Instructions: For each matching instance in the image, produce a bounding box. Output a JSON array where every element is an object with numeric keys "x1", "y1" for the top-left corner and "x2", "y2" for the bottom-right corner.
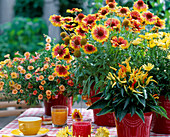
[{"x1": 51, "y1": 105, "x2": 68, "y2": 127}]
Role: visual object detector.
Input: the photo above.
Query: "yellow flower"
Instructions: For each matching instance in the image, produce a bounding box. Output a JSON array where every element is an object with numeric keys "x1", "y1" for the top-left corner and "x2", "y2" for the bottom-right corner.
[
  {"x1": 11, "y1": 72, "x2": 18, "y2": 79},
  {"x1": 142, "y1": 63, "x2": 154, "y2": 71},
  {"x1": 56, "y1": 126, "x2": 72, "y2": 137},
  {"x1": 95, "y1": 127, "x2": 109, "y2": 137},
  {"x1": 132, "y1": 38, "x2": 142, "y2": 46}
]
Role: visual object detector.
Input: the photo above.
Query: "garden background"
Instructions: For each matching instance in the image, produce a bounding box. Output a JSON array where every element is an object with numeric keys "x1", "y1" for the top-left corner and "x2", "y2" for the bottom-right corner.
[{"x1": 0, "y1": 0, "x2": 169, "y2": 129}]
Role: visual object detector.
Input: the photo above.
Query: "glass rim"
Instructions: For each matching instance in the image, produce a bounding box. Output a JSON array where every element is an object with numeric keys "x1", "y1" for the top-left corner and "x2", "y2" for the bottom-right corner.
[
  {"x1": 72, "y1": 119, "x2": 92, "y2": 122},
  {"x1": 51, "y1": 105, "x2": 68, "y2": 109}
]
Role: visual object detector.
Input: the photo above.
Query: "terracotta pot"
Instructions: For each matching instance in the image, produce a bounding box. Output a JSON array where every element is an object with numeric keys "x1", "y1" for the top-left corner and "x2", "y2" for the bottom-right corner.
[
  {"x1": 90, "y1": 83, "x2": 116, "y2": 127},
  {"x1": 115, "y1": 112, "x2": 153, "y2": 137},
  {"x1": 152, "y1": 96, "x2": 170, "y2": 134},
  {"x1": 44, "y1": 94, "x2": 72, "y2": 116}
]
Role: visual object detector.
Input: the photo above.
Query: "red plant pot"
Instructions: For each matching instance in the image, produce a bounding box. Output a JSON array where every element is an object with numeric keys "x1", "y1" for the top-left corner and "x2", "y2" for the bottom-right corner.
[
  {"x1": 44, "y1": 94, "x2": 72, "y2": 116},
  {"x1": 152, "y1": 96, "x2": 170, "y2": 134},
  {"x1": 90, "y1": 83, "x2": 115, "y2": 127},
  {"x1": 115, "y1": 112, "x2": 153, "y2": 137}
]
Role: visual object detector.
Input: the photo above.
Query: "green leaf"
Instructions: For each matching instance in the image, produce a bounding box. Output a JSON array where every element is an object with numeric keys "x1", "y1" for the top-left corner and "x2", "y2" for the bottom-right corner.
[
  {"x1": 121, "y1": 88, "x2": 124, "y2": 97},
  {"x1": 136, "y1": 109, "x2": 145, "y2": 122},
  {"x1": 105, "y1": 93, "x2": 111, "y2": 100},
  {"x1": 96, "y1": 106, "x2": 113, "y2": 116},
  {"x1": 123, "y1": 97, "x2": 130, "y2": 110},
  {"x1": 130, "y1": 105, "x2": 136, "y2": 116},
  {"x1": 87, "y1": 98, "x2": 108, "y2": 110},
  {"x1": 134, "y1": 94, "x2": 145, "y2": 107}
]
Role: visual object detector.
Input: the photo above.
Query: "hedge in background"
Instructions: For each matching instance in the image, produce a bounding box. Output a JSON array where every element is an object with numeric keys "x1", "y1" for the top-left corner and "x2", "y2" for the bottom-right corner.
[
  {"x1": 14, "y1": 0, "x2": 44, "y2": 18},
  {"x1": 0, "y1": 17, "x2": 48, "y2": 60}
]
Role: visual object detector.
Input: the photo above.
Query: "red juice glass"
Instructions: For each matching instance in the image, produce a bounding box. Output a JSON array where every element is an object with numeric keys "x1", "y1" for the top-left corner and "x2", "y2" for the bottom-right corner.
[{"x1": 73, "y1": 119, "x2": 91, "y2": 137}]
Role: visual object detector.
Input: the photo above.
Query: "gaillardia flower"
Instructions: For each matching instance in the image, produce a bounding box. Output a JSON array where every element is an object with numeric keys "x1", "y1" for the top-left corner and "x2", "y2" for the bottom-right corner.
[
  {"x1": 83, "y1": 14, "x2": 97, "y2": 29},
  {"x1": 98, "y1": 7, "x2": 110, "y2": 18},
  {"x1": 142, "y1": 11, "x2": 157, "y2": 25},
  {"x1": 54, "y1": 65, "x2": 70, "y2": 77},
  {"x1": 130, "y1": 10, "x2": 141, "y2": 21},
  {"x1": 117, "y1": 7, "x2": 130, "y2": 17},
  {"x1": 62, "y1": 23, "x2": 75, "y2": 31},
  {"x1": 49, "y1": 15, "x2": 63, "y2": 27},
  {"x1": 70, "y1": 35, "x2": 82, "y2": 50},
  {"x1": 111, "y1": 36, "x2": 129, "y2": 49},
  {"x1": 104, "y1": 18, "x2": 120, "y2": 30},
  {"x1": 106, "y1": 0, "x2": 115, "y2": 4},
  {"x1": 72, "y1": 109, "x2": 83, "y2": 121},
  {"x1": 75, "y1": 13, "x2": 86, "y2": 24},
  {"x1": 83, "y1": 44, "x2": 97, "y2": 54},
  {"x1": 52, "y1": 44, "x2": 69, "y2": 59},
  {"x1": 75, "y1": 26, "x2": 88, "y2": 38},
  {"x1": 91, "y1": 25, "x2": 109, "y2": 43},
  {"x1": 133, "y1": 0, "x2": 148, "y2": 12}
]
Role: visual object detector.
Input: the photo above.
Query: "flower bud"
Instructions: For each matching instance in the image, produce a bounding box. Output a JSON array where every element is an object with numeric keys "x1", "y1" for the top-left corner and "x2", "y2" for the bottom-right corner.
[
  {"x1": 64, "y1": 36, "x2": 70, "y2": 45},
  {"x1": 74, "y1": 50, "x2": 81, "y2": 57},
  {"x1": 60, "y1": 32, "x2": 67, "y2": 38},
  {"x1": 80, "y1": 38, "x2": 87, "y2": 45}
]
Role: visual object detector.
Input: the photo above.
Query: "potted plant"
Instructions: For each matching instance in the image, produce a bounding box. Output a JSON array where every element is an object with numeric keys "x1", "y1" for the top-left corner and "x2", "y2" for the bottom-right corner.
[
  {"x1": 48, "y1": 0, "x2": 167, "y2": 126},
  {"x1": 138, "y1": 32, "x2": 170, "y2": 133},
  {"x1": 88, "y1": 58, "x2": 168, "y2": 137},
  {"x1": 0, "y1": 35, "x2": 78, "y2": 116}
]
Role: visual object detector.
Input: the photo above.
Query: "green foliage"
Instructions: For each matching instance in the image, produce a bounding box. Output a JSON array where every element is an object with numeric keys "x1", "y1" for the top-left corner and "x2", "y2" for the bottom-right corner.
[
  {"x1": 14, "y1": 0, "x2": 44, "y2": 18},
  {"x1": 88, "y1": 63, "x2": 168, "y2": 122},
  {"x1": 58, "y1": 0, "x2": 84, "y2": 16},
  {"x1": 0, "y1": 17, "x2": 48, "y2": 61}
]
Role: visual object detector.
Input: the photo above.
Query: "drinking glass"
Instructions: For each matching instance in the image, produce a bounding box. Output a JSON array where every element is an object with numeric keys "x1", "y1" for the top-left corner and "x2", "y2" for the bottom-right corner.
[
  {"x1": 72, "y1": 119, "x2": 91, "y2": 137},
  {"x1": 51, "y1": 105, "x2": 68, "y2": 127}
]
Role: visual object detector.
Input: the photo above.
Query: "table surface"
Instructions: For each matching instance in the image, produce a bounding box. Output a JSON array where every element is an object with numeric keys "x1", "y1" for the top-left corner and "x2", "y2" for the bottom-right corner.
[{"x1": 0, "y1": 108, "x2": 170, "y2": 137}]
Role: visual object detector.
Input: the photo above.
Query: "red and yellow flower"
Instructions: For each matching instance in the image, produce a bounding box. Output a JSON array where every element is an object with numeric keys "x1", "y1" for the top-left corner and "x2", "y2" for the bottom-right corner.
[
  {"x1": 111, "y1": 36, "x2": 129, "y2": 49},
  {"x1": 98, "y1": 6, "x2": 110, "y2": 18},
  {"x1": 49, "y1": 15, "x2": 63, "y2": 27},
  {"x1": 83, "y1": 14, "x2": 97, "y2": 29},
  {"x1": 106, "y1": 0, "x2": 115, "y2": 4},
  {"x1": 153, "y1": 17, "x2": 165, "y2": 29},
  {"x1": 117, "y1": 7, "x2": 130, "y2": 17},
  {"x1": 72, "y1": 109, "x2": 83, "y2": 121},
  {"x1": 130, "y1": 10, "x2": 141, "y2": 21},
  {"x1": 70, "y1": 35, "x2": 82, "y2": 50},
  {"x1": 62, "y1": 23, "x2": 76, "y2": 31},
  {"x1": 74, "y1": 13, "x2": 86, "y2": 24},
  {"x1": 66, "y1": 8, "x2": 82, "y2": 14},
  {"x1": 91, "y1": 25, "x2": 109, "y2": 43},
  {"x1": 107, "y1": 2, "x2": 117, "y2": 12},
  {"x1": 25, "y1": 73, "x2": 32, "y2": 79},
  {"x1": 67, "y1": 80, "x2": 74, "y2": 86},
  {"x1": 11, "y1": 72, "x2": 18, "y2": 79},
  {"x1": 52, "y1": 44, "x2": 69, "y2": 59},
  {"x1": 62, "y1": 17, "x2": 73, "y2": 23},
  {"x1": 83, "y1": 44, "x2": 97, "y2": 54},
  {"x1": 142, "y1": 11, "x2": 157, "y2": 24},
  {"x1": 75, "y1": 26, "x2": 88, "y2": 38},
  {"x1": 104, "y1": 18, "x2": 120, "y2": 30},
  {"x1": 63, "y1": 53, "x2": 72, "y2": 62},
  {"x1": 54, "y1": 65, "x2": 70, "y2": 77},
  {"x1": 133, "y1": 0, "x2": 148, "y2": 12}
]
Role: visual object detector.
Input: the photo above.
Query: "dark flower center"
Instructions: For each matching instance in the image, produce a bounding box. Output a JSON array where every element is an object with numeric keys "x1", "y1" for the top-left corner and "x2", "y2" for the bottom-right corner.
[
  {"x1": 120, "y1": 8, "x2": 127, "y2": 14},
  {"x1": 108, "y1": 0, "x2": 115, "y2": 2},
  {"x1": 79, "y1": 28, "x2": 85, "y2": 33},
  {"x1": 101, "y1": 10, "x2": 107, "y2": 15},
  {"x1": 74, "y1": 39, "x2": 80, "y2": 45},
  {"x1": 146, "y1": 13, "x2": 153, "y2": 19},
  {"x1": 59, "y1": 66, "x2": 66, "y2": 73},
  {"x1": 64, "y1": 54, "x2": 70, "y2": 59},
  {"x1": 58, "y1": 49, "x2": 63, "y2": 54},
  {"x1": 98, "y1": 30, "x2": 104, "y2": 36},
  {"x1": 137, "y1": 1, "x2": 144, "y2": 7},
  {"x1": 122, "y1": 20, "x2": 130, "y2": 27},
  {"x1": 54, "y1": 16, "x2": 60, "y2": 22},
  {"x1": 87, "y1": 45, "x2": 93, "y2": 51},
  {"x1": 78, "y1": 13, "x2": 84, "y2": 20},
  {"x1": 108, "y1": 3, "x2": 115, "y2": 8},
  {"x1": 87, "y1": 19, "x2": 94, "y2": 24}
]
